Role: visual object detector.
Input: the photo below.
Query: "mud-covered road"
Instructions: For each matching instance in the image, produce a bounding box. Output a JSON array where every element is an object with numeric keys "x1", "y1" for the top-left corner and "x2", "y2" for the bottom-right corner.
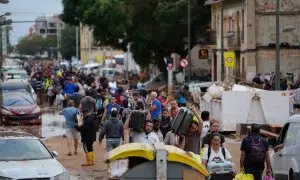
[{"x1": 0, "y1": 109, "x2": 242, "y2": 179}]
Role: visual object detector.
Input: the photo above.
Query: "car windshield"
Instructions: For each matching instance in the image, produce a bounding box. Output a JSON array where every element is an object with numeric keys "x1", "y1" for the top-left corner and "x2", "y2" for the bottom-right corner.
[
  {"x1": 1, "y1": 84, "x2": 25, "y2": 92},
  {"x1": 3, "y1": 95, "x2": 34, "y2": 106},
  {"x1": 0, "y1": 139, "x2": 52, "y2": 161}
]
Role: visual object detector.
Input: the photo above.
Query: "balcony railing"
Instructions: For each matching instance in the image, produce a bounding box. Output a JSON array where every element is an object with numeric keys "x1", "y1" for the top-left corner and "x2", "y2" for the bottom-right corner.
[{"x1": 226, "y1": 31, "x2": 241, "y2": 49}]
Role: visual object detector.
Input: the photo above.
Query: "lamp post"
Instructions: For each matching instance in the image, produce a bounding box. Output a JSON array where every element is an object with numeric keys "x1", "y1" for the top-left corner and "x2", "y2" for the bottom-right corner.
[
  {"x1": 188, "y1": 0, "x2": 192, "y2": 82},
  {"x1": 220, "y1": 0, "x2": 224, "y2": 81},
  {"x1": 0, "y1": 17, "x2": 12, "y2": 79},
  {"x1": 275, "y1": 0, "x2": 280, "y2": 90}
]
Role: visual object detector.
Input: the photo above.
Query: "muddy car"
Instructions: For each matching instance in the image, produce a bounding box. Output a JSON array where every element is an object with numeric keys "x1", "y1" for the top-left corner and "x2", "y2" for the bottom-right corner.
[
  {"x1": 0, "y1": 92, "x2": 42, "y2": 125},
  {"x1": 0, "y1": 131, "x2": 69, "y2": 179}
]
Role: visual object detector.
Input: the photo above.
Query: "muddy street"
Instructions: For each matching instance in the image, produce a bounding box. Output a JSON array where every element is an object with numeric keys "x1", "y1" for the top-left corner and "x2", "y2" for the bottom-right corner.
[
  {"x1": 0, "y1": 109, "x2": 243, "y2": 179},
  {"x1": 0, "y1": 109, "x2": 108, "y2": 179}
]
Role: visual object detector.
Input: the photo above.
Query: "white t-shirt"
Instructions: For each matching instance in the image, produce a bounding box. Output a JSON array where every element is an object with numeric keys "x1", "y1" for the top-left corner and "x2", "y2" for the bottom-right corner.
[
  {"x1": 201, "y1": 121, "x2": 210, "y2": 138},
  {"x1": 132, "y1": 132, "x2": 160, "y2": 145},
  {"x1": 202, "y1": 147, "x2": 232, "y2": 163}
]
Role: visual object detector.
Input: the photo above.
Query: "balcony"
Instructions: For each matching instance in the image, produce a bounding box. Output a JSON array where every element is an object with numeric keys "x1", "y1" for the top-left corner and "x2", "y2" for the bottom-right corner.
[{"x1": 226, "y1": 31, "x2": 241, "y2": 50}]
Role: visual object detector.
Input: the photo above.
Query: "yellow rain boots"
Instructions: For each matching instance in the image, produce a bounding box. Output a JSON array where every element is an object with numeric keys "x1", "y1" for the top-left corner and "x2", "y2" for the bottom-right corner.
[{"x1": 82, "y1": 152, "x2": 94, "y2": 166}]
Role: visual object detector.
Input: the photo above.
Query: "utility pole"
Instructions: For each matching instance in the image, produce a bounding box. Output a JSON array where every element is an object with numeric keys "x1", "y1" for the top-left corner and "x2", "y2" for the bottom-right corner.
[
  {"x1": 88, "y1": 28, "x2": 92, "y2": 62},
  {"x1": 220, "y1": 0, "x2": 224, "y2": 81},
  {"x1": 76, "y1": 26, "x2": 79, "y2": 60},
  {"x1": 126, "y1": 44, "x2": 129, "y2": 80},
  {"x1": 275, "y1": 0, "x2": 280, "y2": 90},
  {"x1": 188, "y1": 0, "x2": 192, "y2": 82}
]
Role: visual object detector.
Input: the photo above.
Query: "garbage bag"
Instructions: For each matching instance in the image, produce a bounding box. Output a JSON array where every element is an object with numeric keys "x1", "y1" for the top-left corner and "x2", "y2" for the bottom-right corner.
[
  {"x1": 263, "y1": 175, "x2": 274, "y2": 180},
  {"x1": 234, "y1": 172, "x2": 254, "y2": 180}
]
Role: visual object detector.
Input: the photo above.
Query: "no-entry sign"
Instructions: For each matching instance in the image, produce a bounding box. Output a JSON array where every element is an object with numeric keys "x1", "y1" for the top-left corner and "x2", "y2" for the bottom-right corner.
[{"x1": 180, "y1": 59, "x2": 189, "y2": 68}]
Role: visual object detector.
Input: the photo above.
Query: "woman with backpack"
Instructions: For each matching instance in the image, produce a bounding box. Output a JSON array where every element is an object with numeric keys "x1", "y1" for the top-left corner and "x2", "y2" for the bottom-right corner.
[
  {"x1": 202, "y1": 133, "x2": 232, "y2": 166},
  {"x1": 202, "y1": 133, "x2": 235, "y2": 180}
]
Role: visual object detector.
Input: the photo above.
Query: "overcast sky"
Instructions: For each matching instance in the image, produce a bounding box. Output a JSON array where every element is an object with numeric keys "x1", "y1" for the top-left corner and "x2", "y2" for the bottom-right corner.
[{"x1": 0, "y1": 0, "x2": 62, "y2": 45}]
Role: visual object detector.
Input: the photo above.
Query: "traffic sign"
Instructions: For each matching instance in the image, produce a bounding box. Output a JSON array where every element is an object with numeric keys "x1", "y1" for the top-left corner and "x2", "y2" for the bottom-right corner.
[
  {"x1": 179, "y1": 59, "x2": 189, "y2": 68},
  {"x1": 224, "y1": 51, "x2": 235, "y2": 67}
]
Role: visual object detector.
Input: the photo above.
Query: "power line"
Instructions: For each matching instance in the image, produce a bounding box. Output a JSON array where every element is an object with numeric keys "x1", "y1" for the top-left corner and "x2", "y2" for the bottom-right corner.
[{"x1": 0, "y1": 11, "x2": 61, "y2": 15}]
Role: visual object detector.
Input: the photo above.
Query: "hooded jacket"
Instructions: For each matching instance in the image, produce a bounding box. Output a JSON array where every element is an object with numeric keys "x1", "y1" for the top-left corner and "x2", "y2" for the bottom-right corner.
[{"x1": 99, "y1": 117, "x2": 124, "y2": 141}]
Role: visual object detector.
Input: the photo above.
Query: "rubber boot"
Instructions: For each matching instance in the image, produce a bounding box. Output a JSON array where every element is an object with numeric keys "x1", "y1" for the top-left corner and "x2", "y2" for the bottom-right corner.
[
  {"x1": 82, "y1": 152, "x2": 94, "y2": 166},
  {"x1": 89, "y1": 152, "x2": 94, "y2": 165}
]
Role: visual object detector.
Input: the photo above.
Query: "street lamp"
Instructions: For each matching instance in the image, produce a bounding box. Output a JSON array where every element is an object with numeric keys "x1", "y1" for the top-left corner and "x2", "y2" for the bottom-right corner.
[
  {"x1": 188, "y1": 0, "x2": 191, "y2": 81},
  {"x1": 0, "y1": 0, "x2": 9, "y2": 4},
  {"x1": 275, "y1": 0, "x2": 280, "y2": 90}
]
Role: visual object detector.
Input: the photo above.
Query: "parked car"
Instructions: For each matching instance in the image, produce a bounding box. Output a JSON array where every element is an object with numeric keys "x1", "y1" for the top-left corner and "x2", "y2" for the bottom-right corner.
[
  {"x1": 100, "y1": 67, "x2": 121, "y2": 81},
  {"x1": 0, "y1": 79, "x2": 37, "y2": 102},
  {"x1": 268, "y1": 114, "x2": 300, "y2": 180},
  {"x1": 4, "y1": 70, "x2": 29, "y2": 81},
  {"x1": 0, "y1": 92, "x2": 42, "y2": 125},
  {"x1": 0, "y1": 131, "x2": 69, "y2": 179}
]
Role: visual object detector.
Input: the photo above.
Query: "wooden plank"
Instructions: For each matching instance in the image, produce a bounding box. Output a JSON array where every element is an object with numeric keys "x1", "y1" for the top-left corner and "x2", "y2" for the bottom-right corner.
[{"x1": 246, "y1": 126, "x2": 279, "y2": 138}]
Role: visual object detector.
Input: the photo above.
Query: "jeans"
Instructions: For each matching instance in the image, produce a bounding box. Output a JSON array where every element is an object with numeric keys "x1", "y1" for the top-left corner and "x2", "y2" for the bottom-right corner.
[
  {"x1": 106, "y1": 138, "x2": 122, "y2": 152},
  {"x1": 245, "y1": 168, "x2": 263, "y2": 180},
  {"x1": 83, "y1": 141, "x2": 93, "y2": 153}
]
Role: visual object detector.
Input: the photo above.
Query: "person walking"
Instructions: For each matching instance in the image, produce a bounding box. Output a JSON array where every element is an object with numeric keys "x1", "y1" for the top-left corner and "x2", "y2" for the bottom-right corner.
[
  {"x1": 99, "y1": 108, "x2": 124, "y2": 152},
  {"x1": 240, "y1": 124, "x2": 272, "y2": 180},
  {"x1": 75, "y1": 96, "x2": 97, "y2": 166},
  {"x1": 59, "y1": 100, "x2": 80, "y2": 156}
]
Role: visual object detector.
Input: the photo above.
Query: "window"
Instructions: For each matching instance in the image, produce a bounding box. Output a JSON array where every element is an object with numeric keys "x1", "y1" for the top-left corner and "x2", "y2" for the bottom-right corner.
[
  {"x1": 39, "y1": 29, "x2": 45, "y2": 34},
  {"x1": 278, "y1": 123, "x2": 290, "y2": 144},
  {"x1": 285, "y1": 123, "x2": 300, "y2": 146},
  {"x1": 3, "y1": 95, "x2": 34, "y2": 106},
  {"x1": 0, "y1": 139, "x2": 52, "y2": 161},
  {"x1": 48, "y1": 22, "x2": 56, "y2": 28}
]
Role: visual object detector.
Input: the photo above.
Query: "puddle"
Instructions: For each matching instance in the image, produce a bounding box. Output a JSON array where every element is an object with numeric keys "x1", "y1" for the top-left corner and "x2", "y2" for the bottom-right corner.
[{"x1": 0, "y1": 112, "x2": 67, "y2": 139}]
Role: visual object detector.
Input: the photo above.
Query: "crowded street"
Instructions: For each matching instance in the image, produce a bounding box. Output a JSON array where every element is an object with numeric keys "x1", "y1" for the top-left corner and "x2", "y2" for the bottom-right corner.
[{"x1": 1, "y1": 0, "x2": 300, "y2": 180}]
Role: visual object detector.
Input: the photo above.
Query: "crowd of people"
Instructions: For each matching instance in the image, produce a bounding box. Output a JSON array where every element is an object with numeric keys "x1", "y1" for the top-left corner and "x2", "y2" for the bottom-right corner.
[{"x1": 24, "y1": 63, "x2": 273, "y2": 179}]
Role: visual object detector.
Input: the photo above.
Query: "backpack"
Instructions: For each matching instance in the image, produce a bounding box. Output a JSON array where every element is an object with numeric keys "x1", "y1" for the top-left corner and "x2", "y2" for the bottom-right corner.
[
  {"x1": 121, "y1": 107, "x2": 131, "y2": 123},
  {"x1": 96, "y1": 98, "x2": 103, "y2": 110},
  {"x1": 248, "y1": 136, "x2": 266, "y2": 164},
  {"x1": 208, "y1": 147, "x2": 226, "y2": 161}
]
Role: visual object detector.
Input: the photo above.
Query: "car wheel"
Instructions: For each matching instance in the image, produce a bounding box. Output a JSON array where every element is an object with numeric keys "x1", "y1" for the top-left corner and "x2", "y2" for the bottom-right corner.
[{"x1": 289, "y1": 169, "x2": 294, "y2": 180}]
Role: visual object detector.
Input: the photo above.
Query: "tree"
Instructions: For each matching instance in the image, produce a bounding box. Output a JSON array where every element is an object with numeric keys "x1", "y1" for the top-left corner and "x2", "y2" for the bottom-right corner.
[
  {"x1": 16, "y1": 35, "x2": 57, "y2": 56},
  {"x1": 61, "y1": 0, "x2": 210, "y2": 69},
  {"x1": 59, "y1": 24, "x2": 77, "y2": 60}
]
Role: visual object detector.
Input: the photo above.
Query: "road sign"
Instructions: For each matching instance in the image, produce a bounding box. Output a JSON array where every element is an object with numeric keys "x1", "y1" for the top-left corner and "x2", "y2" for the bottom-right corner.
[
  {"x1": 224, "y1": 51, "x2": 236, "y2": 67},
  {"x1": 179, "y1": 59, "x2": 189, "y2": 68}
]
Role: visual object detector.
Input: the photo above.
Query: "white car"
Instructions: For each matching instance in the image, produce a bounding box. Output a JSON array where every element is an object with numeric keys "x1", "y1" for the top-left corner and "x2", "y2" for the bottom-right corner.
[
  {"x1": 0, "y1": 131, "x2": 69, "y2": 179},
  {"x1": 269, "y1": 114, "x2": 300, "y2": 180}
]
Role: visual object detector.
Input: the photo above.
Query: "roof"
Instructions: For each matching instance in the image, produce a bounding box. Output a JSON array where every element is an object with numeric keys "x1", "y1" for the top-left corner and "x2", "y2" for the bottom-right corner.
[
  {"x1": 1, "y1": 80, "x2": 28, "y2": 86},
  {"x1": 0, "y1": 131, "x2": 37, "y2": 140},
  {"x1": 4, "y1": 79, "x2": 29, "y2": 83}
]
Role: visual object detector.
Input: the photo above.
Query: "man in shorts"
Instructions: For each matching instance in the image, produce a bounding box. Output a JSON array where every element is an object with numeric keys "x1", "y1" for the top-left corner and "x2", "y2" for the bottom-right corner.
[{"x1": 60, "y1": 100, "x2": 80, "y2": 156}]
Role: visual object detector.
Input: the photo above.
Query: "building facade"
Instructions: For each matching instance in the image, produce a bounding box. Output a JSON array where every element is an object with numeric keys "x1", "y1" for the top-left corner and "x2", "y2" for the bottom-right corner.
[
  {"x1": 34, "y1": 15, "x2": 64, "y2": 38},
  {"x1": 207, "y1": 0, "x2": 300, "y2": 81},
  {"x1": 80, "y1": 24, "x2": 124, "y2": 64}
]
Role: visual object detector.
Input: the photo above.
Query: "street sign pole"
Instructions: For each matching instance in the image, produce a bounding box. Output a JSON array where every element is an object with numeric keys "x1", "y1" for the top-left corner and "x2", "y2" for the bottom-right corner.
[{"x1": 168, "y1": 65, "x2": 173, "y2": 96}]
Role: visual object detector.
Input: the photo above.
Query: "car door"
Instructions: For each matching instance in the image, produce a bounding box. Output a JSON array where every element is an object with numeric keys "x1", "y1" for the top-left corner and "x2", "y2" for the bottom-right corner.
[{"x1": 273, "y1": 123, "x2": 290, "y2": 179}]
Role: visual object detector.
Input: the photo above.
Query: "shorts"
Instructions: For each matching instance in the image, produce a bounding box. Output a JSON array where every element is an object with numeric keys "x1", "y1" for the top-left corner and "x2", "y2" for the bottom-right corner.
[{"x1": 65, "y1": 128, "x2": 80, "y2": 139}]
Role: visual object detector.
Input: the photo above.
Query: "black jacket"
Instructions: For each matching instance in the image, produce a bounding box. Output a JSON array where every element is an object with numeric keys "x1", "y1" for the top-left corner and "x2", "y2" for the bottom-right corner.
[
  {"x1": 99, "y1": 117, "x2": 124, "y2": 141},
  {"x1": 76, "y1": 114, "x2": 97, "y2": 143}
]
